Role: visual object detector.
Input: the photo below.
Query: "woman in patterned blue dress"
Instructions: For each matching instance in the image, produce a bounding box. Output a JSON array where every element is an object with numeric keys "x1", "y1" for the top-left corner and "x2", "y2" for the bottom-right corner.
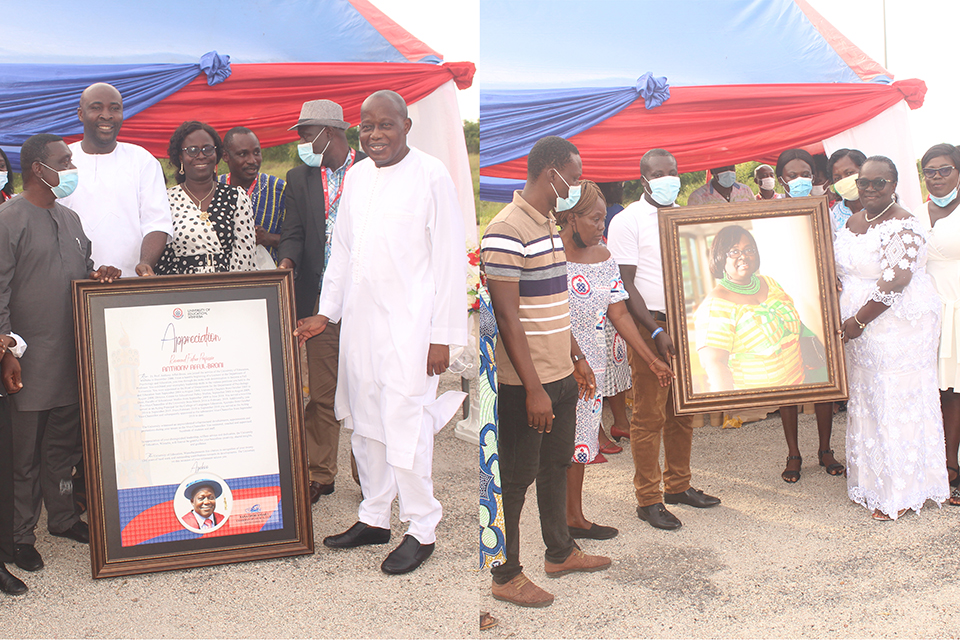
[{"x1": 558, "y1": 181, "x2": 673, "y2": 539}]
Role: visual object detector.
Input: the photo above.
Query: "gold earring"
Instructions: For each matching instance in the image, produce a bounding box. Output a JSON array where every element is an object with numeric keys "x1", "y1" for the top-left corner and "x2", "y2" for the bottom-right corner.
[{"x1": 179, "y1": 163, "x2": 184, "y2": 175}]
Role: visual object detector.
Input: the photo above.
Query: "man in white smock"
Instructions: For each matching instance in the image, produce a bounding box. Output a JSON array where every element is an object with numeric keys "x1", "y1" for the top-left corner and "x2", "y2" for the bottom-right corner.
[
  {"x1": 294, "y1": 90, "x2": 467, "y2": 575},
  {"x1": 59, "y1": 82, "x2": 172, "y2": 276}
]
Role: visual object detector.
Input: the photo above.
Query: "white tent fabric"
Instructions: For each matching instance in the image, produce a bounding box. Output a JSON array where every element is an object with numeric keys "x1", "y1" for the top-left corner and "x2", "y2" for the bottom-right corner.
[
  {"x1": 407, "y1": 80, "x2": 478, "y2": 248},
  {"x1": 824, "y1": 101, "x2": 922, "y2": 214}
]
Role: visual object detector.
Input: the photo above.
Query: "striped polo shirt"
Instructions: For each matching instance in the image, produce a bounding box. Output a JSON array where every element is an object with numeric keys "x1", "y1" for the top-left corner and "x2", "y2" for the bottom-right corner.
[{"x1": 481, "y1": 191, "x2": 573, "y2": 386}]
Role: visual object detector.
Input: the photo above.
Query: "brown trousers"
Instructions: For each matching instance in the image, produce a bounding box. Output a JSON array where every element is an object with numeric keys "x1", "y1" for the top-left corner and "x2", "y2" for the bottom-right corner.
[
  {"x1": 627, "y1": 318, "x2": 694, "y2": 507},
  {"x1": 305, "y1": 321, "x2": 341, "y2": 484}
]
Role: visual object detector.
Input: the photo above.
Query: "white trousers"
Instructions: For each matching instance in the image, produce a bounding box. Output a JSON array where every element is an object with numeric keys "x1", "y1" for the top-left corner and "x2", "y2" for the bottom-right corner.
[{"x1": 352, "y1": 416, "x2": 441, "y2": 544}]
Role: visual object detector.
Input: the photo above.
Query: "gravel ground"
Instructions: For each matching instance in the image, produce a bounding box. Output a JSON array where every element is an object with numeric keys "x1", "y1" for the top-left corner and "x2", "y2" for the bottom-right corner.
[
  {"x1": 1, "y1": 371, "x2": 477, "y2": 639},
  {"x1": 480, "y1": 407, "x2": 960, "y2": 639},
  {"x1": 6, "y1": 390, "x2": 960, "y2": 639}
]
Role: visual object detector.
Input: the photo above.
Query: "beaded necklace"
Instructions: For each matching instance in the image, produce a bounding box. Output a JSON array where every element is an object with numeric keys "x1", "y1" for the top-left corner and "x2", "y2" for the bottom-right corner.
[{"x1": 720, "y1": 273, "x2": 760, "y2": 295}]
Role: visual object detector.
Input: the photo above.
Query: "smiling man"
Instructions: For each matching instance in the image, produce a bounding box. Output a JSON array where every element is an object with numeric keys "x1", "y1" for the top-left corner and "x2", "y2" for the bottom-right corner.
[
  {"x1": 294, "y1": 90, "x2": 467, "y2": 575},
  {"x1": 180, "y1": 481, "x2": 225, "y2": 531},
  {"x1": 220, "y1": 127, "x2": 286, "y2": 263},
  {"x1": 59, "y1": 83, "x2": 172, "y2": 276}
]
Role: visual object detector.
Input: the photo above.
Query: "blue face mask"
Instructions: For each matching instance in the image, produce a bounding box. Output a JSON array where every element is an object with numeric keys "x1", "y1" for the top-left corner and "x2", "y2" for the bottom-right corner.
[
  {"x1": 716, "y1": 171, "x2": 736, "y2": 189},
  {"x1": 645, "y1": 175, "x2": 681, "y2": 206},
  {"x1": 0, "y1": 171, "x2": 7, "y2": 192},
  {"x1": 551, "y1": 170, "x2": 581, "y2": 212},
  {"x1": 931, "y1": 185, "x2": 959, "y2": 208},
  {"x1": 40, "y1": 163, "x2": 79, "y2": 198},
  {"x1": 785, "y1": 176, "x2": 813, "y2": 198},
  {"x1": 297, "y1": 128, "x2": 329, "y2": 168}
]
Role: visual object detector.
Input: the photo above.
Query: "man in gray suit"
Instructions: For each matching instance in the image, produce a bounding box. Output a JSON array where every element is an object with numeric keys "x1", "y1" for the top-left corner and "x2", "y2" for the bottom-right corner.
[
  {"x1": 278, "y1": 100, "x2": 364, "y2": 503},
  {"x1": 0, "y1": 134, "x2": 119, "y2": 572}
]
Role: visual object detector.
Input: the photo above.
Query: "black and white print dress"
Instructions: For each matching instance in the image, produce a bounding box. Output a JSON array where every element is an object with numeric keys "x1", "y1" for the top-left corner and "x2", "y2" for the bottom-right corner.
[{"x1": 156, "y1": 183, "x2": 257, "y2": 275}]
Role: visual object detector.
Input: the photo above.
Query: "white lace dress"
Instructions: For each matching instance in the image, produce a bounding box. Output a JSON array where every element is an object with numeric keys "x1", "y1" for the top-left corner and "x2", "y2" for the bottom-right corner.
[{"x1": 834, "y1": 217, "x2": 948, "y2": 518}]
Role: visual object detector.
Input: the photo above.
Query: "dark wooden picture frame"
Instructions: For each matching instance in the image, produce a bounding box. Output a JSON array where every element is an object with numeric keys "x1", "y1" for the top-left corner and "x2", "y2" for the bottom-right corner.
[
  {"x1": 73, "y1": 271, "x2": 312, "y2": 578},
  {"x1": 658, "y1": 197, "x2": 848, "y2": 414}
]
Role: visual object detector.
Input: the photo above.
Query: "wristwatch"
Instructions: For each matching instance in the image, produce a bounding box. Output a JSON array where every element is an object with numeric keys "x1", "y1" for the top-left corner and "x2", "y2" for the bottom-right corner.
[{"x1": 572, "y1": 354, "x2": 585, "y2": 363}]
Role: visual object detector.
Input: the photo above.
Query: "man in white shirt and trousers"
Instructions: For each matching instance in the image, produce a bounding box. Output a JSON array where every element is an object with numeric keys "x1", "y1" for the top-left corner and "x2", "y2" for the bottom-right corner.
[
  {"x1": 58, "y1": 82, "x2": 173, "y2": 515},
  {"x1": 59, "y1": 82, "x2": 173, "y2": 276},
  {"x1": 295, "y1": 90, "x2": 467, "y2": 575}
]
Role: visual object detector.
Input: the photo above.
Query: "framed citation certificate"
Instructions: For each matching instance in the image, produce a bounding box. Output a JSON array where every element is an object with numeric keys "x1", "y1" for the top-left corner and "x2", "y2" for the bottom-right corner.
[{"x1": 73, "y1": 271, "x2": 312, "y2": 577}]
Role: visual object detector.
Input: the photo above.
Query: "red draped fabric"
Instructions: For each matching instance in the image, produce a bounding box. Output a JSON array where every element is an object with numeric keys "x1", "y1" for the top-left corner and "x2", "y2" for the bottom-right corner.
[
  {"x1": 74, "y1": 61, "x2": 475, "y2": 157},
  {"x1": 481, "y1": 79, "x2": 925, "y2": 181}
]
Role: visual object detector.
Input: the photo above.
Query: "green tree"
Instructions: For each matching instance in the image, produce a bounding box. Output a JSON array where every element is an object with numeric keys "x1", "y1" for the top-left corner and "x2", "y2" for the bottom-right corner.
[{"x1": 463, "y1": 120, "x2": 479, "y2": 154}]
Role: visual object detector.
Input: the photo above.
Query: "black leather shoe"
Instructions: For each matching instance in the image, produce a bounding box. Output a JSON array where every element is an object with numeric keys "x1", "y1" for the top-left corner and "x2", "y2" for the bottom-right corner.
[
  {"x1": 380, "y1": 535, "x2": 435, "y2": 575},
  {"x1": 13, "y1": 544, "x2": 43, "y2": 572},
  {"x1": 323, "y1": 521, "x2": 391, "y2": 549},
  {"x1": 0, "y1": 565, "x2": 27, "y2": 595},
  {"x1": 568, "y1": 523, "x2": 619, "y2": 540},
  {"x1": 636, "y1": 503, "x2": 682, "y2": 530},
  {"x1": 664, "y1": 487, "x2": 721, "y2": 509},
  {"x1": 309, "y1": 481, "x2": 335, "y2": 504},
  {"x1": 50, "y1": 520, "x2": 90, "y2": 544}
]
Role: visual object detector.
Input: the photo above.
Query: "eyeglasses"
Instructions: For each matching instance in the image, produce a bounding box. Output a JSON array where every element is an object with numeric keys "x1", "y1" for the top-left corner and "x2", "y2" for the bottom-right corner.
[
  {"x1": 182, "y1": 144, "x2": 217, "y2": 158},
  {"x1": 854, "y1": 177, "x2": 892, "y2": 191},
  {"x1": 922, "y1": 165, "x2": 956, "y2": 179},
  {"x1": 726, "y1": 247, "x2": 757, "y2": 259}
]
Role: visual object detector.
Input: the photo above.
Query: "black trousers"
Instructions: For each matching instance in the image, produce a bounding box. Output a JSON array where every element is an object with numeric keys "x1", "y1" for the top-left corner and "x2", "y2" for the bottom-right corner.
[
  {"x1": 0, "y1": 397, "x2": 13, "y2": 563},
  {"x1": 492, "y1": 374, "x2": 577, "y2": 584}
]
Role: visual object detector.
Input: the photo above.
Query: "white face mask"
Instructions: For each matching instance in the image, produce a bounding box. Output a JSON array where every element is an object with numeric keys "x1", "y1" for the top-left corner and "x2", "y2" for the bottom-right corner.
[
  {"x1": 759, "y1": 177, "x2": 776, "y2": 191},
  {"x1": 811, "y1": 184, "x2": 827, "y2": 197}
]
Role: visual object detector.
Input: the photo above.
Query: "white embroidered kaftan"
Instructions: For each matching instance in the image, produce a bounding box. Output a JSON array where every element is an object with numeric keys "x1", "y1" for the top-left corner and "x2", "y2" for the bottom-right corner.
[
  {"x1": 317, "y1": 148, "x2": 468, "y2": 470},
  {"x1": 834, "y1": 216, "x2": 948, "y2": 517}
]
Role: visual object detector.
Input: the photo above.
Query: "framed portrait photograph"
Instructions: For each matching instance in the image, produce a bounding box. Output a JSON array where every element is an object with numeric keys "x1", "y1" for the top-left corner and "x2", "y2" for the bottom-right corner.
[
  {"x1": 73, "y1": 271, "x2": 312, "y2": 578},
  {"x1": 658, "y1": 197, "x2": 848, "y2": 414}
]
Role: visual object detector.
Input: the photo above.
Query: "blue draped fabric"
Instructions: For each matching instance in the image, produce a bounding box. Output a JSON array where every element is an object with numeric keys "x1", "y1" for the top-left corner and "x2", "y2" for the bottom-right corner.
[
  {"x1": 199, "y1": 51, "x2": 232, "y2": 86},
  {"x1": 478, "y1": 177, "x2": 524, "y2": 204},
  {"x1": 480, "y1": 72, "x2": 669, "y2": 170},
  {"x1": 636, "y1": 72, "x2": 670, "y2": 109},
  {"x1": 0, "y1": 63, "x2": 201, "y2": 171},
  {"x1": 479, "y1": 85, "x2": 642, "y2": 169}
]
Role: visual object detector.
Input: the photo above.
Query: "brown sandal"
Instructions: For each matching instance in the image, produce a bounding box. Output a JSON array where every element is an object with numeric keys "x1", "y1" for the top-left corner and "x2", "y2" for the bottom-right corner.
[{"x1": 480, "y1": 612, "x2": 498, "y2": 631}]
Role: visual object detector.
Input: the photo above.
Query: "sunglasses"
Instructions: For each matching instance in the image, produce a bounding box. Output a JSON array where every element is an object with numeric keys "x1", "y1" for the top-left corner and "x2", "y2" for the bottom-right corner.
[
  {"x1": 922, "y1": 165, "x2": 956, "y2": 179},
  {"x1": 182, "y1": 144, "x2": 217, "y2": 158},
  {"x1": 854, "y1": 177, "x2": 892, "y2": 191}
]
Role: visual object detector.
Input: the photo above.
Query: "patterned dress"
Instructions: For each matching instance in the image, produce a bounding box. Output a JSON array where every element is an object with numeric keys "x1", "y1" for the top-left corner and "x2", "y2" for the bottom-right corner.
[
  {"x1": 835, "y1": 217, "x2": 948, "y2": 517},
  {"x1": 568, "y1": 257, "x2": 628, "y2": 463},
  {"x1": 156, "y1": 183, "x2": 257, "y2": 275},
  {"x1": 602, "y1": 321, "x2": 632, "y2": 396},
  {"x1": 478, "y1": 287, "x2": 506, "y2": 569},
  {"x1": 694, "y1": 275, "x2": 805, "y2": 390}
]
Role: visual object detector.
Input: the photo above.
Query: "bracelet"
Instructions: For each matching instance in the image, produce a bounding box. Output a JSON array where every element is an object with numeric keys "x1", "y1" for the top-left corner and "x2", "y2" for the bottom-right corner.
[
  {"x1": 651, "y1": 327, "x2": 664, "y2": 340},
  {"x1": 572, "y1": 354, "x2": 585, "y2": 363},
  {"x1": 854, "y1": 313, "x2": 866, "y2": 330}
]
